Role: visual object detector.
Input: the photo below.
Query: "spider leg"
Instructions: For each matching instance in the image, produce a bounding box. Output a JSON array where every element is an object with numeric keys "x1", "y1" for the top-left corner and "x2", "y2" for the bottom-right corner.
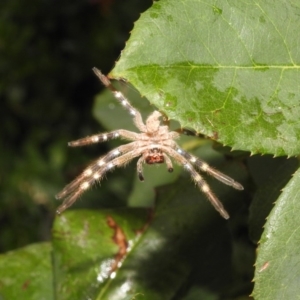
[
  {"x1": 68, "y1": 130, "x2": 140, "y2": 147},
  {"x1": 92, "y1": 68, "x2": 147, "y2": 132},
  {"x1": 175, "y1": 147, "x2": 243, "y2": 190},
  {"x1": 56, "y1": 142, "x2": 140, "y2": 213},
  {"x1": 159, "y1": 145, "x2": 230, "y2": 219},
  {"x1": 163, "y1": 153, "x2": 174, "y2": 172},
  {"x1": 184, "y1": 163, "x2": 230, "y2": 219},
  {"x1": 136, "y1": 156, "x2": 145, "y2": 181},
  {"x1": 56, "y1": 143, "x2": 135, "y2": 200}
]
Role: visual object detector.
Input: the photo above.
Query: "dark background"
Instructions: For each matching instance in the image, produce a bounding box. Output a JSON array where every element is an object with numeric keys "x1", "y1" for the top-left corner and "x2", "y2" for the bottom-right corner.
[{"x1": 0, "y1": 0, "x2": 152, "y2": 253}]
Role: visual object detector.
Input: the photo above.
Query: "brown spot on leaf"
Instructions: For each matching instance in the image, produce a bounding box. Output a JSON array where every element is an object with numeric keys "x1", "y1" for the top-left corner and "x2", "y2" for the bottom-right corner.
[
  {"x1": 22, "y1": 279, "x2": 30, "y2": 290},
  {"x1": 107, "y1": 215, "x2": 128, "y2": 272},
  {"x1": 135, "y1": 208, "x2": 154, "y2": 235}
]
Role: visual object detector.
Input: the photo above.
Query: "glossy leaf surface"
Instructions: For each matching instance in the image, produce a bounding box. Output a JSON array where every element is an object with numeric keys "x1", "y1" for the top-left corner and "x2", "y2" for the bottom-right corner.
[
  {"x1": 253, "y1": 168, "x2": 300, "y2": 299},
  {"x1": 112, "y1": 0, "x2": 300, "y2": 156},
  {"x1": 0, "y1": 243, "x2": 53, "y2": 300}
]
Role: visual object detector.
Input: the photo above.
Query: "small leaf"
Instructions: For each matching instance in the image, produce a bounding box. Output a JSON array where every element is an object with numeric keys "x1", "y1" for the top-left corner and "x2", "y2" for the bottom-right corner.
[
  {"x1": 253, "y1": 168, "x2": 300, "y2": 299},
  {"x1": 111, "y1": 0, "x2": 300, "y2": 156}
]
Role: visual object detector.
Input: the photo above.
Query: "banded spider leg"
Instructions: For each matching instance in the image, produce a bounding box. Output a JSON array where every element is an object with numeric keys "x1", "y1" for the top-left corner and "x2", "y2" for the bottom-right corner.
[{"x1": 56, "y1": 68, "x2": 244, "y2": 219}]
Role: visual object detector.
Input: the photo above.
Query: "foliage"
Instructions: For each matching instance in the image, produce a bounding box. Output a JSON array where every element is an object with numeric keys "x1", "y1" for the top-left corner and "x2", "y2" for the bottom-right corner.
[
  {"x1": 1, "y1": 0, "x2": 300, "y2": 299},
  {"x1": 0, "y1": 0, "x2": 152, "y2": 251},
  {"x1": 112, "y1": 0, "x2": 300, "y2": 157}
]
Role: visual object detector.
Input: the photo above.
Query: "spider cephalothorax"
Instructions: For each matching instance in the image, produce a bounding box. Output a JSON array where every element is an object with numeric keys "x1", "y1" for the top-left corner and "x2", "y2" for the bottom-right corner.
[{"x1": 56, "y1": 68, "x2": 243, "y2": 219}]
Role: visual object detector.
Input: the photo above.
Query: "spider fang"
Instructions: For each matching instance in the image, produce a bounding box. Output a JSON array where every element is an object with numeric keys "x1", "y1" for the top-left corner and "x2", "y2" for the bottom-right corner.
[{"x1": 55, "y1": 68, "x2": 244, "y2": 219}]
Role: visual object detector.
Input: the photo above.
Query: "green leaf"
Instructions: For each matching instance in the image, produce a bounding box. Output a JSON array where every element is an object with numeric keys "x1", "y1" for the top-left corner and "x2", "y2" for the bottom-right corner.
[
  {"x1": 0, "y1": 242, "x2": 53, "y2": 300},
  {"x1": 111, "y1": 0, "x2": 300, "y2": 156},
  {"x1": 253, "y1": 168, "x2": 300, "y2": 299},
  {"x1": 248, "y1": 155, "x2": 299, "y2": 243},
  {"x1": 52, "y1": 209, "x2": 149, "y2": 300}
]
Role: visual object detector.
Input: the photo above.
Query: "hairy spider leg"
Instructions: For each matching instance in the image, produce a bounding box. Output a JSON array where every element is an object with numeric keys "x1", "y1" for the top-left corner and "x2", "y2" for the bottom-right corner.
[
  {"x1": 56, "y1": 145, "x2": 151, "y2": 214},
  {"x1": 136, "y1": 156, "x2": 146, "y2": 181},
  {"x1": 159, "y1": 145, "x2": 230, "y2": 219},
  {"x1": 175, "y1": 147, "x2": 243, "y2": 190},
  {"x1": 163, "y1": 153, "x2": 174, "y2": 172},
  {"x1": 56, "y1": 142, "x2": 136, "y2": 202},
  {"x1": 92, "y1": 68, "x2": 147, "y2": 132},
  {"x1": 68, "y1": 129, "x2": 140, "y2": 147}
]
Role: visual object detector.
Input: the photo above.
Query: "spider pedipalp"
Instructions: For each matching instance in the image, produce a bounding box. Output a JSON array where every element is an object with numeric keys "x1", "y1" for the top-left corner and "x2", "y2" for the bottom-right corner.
[{"x1": 56, "y1": 68, "x2": 243, "y2": 219}]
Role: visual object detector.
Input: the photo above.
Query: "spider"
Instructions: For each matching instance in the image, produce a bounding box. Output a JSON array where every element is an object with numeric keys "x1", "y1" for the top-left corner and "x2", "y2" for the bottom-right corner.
[{"x1": 56, "y1": 68, "x2": 243, "y2": 219}]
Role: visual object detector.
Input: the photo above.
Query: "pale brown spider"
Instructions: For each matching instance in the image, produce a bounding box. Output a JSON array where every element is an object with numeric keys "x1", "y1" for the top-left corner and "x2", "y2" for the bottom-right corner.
[{"x1": 56, "y1": 68, "x2": 243, "y2": 219}]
